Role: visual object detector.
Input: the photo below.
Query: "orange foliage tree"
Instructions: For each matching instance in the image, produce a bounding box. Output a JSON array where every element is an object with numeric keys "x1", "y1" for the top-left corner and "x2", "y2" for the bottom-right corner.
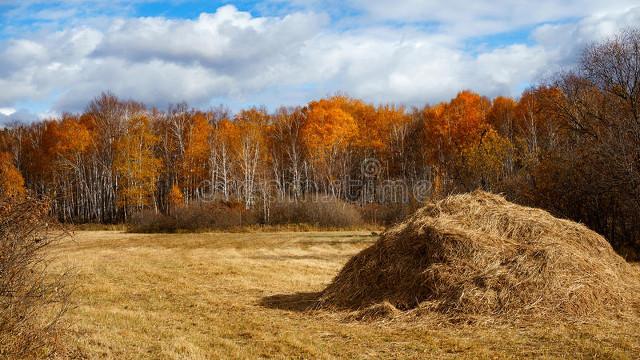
[
  {"x1": 301, "y1": 97, "x2": 359, "y2": 195},
  {"x1": 168, "y1": 183, "x2": 184, "y2": 214},
  {"x1": 0, "y1": 152, "x2": 25, "y2": 197},
  {"x1": 422, "y1": 91, "x2": 492, "y2": 192},
  {"x1": 181, "y1": 112, "x2": 212, "y2": 201}
]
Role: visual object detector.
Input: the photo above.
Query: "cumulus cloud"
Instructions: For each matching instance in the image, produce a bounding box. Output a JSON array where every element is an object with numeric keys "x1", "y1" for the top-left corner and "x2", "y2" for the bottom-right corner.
[
  {"x1": 0, "y1": 5, "x2": 329, "y2": 110},
  {"x1": 532, "y1": 6, "x2": 640, "y2": 68},
  {"x1": 94, "y1": 7, "x2": 326, "y2": 69},
  {"x1": 0, "y1": 3, "x2": 639, "y2": 113}
]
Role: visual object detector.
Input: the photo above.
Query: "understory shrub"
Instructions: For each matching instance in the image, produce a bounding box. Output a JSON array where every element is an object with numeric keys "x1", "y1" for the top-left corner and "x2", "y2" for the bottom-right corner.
[
  {"x1": 129, "y1": 197, "x2": 366, "y2": 232},
  {"x1": 268, "y1": 197, "x2": 364, "y2": 228},
  {"x1": 128, "y1": 210, "x2": 177, "y2": 233},
  {"x1": 129, "y1": 201, "x2": 255, "y2": 232}
]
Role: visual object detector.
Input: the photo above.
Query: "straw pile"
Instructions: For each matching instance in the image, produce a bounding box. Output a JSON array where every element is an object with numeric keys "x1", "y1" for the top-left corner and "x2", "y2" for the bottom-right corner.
[{"x1": 320, "y1": 191, "x2": 640, "y2": 320}]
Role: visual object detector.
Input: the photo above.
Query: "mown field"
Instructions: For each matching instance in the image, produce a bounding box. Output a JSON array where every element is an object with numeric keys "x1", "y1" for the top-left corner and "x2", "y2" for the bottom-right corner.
[{"x1": 51, "y1": 231, "x2": 640, "y2": 359}]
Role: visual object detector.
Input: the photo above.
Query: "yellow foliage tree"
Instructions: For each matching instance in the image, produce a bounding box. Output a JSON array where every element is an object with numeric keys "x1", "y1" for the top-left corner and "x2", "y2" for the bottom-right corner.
[
  {"x1": 234, "y1": 108, "x2": 269, "y2": 208},
  {"x1": 114, "y1": 114, "x2": 161, "y2": 213},
  {"x1": 460, "y1": 129, "x2": 513, "y2": 189}
]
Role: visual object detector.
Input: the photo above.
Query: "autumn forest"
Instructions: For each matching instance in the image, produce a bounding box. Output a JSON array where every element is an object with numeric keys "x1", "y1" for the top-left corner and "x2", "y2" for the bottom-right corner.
[{"x1": 1, "y1": 30, "x2": 640, "y2": 256}]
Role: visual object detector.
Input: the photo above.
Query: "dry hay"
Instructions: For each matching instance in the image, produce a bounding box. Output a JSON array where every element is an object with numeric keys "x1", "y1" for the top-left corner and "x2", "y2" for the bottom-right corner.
[
  {"x1": 345, "y1": 301, "x2": 402, "y2": 322},
  {"x1": 320, "y1": 191, "x2": 640, "y2": 321}
]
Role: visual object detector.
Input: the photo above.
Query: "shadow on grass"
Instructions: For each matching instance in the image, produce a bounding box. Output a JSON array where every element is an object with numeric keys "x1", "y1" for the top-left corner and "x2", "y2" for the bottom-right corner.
[{"x1": 258, "y1": 292, "x2": 322, "y2": 312}]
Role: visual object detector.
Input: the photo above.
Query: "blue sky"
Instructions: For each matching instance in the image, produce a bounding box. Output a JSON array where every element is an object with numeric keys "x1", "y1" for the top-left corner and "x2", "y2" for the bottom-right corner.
[{"x1": 0, "y1": 0, "x2": 639, "y2": 122}]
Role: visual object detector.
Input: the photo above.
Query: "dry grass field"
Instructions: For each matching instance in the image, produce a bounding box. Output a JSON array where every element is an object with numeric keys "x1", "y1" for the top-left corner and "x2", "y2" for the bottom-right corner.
[{"x1": 50, "y1": 231, "x2": 640, "y2": 359}]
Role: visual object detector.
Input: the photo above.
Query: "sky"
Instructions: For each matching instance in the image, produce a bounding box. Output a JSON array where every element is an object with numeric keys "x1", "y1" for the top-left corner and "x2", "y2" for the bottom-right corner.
[{"x1": 0, "y1": 0, "x2": 639, "y2": 123}]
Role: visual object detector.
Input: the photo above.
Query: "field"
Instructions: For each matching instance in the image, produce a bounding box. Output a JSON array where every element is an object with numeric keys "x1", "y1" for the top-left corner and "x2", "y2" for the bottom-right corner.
[{"x1": 51, "y1": 231, "x2": 640, "y2": 359}]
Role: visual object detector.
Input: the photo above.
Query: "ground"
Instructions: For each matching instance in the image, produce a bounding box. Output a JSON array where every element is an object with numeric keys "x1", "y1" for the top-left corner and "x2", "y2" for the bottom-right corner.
[{"x1": 51, "y1": 231, "x2": 640, "y2": 359}]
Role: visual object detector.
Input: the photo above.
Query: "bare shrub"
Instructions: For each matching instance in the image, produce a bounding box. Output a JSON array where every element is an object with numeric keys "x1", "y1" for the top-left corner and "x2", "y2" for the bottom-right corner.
[
  {"x1": 129, "y1": 198, "x2": 364, "y2": 232},
  {"x1": 128, "y1": 210, "x2": 177, "y2": 233},
  {"x1": 269, "y1": 197, "x2": 363, "y2": 228},
  {"x1": 174, "y1": 201, "x2": 247, "y2": 231},
  {"x1": 128, "y1": 201, "x2": 255, "y2": 232},
  {"x1": 0, "y1": 196, "x2": 71, "y2": 357}
]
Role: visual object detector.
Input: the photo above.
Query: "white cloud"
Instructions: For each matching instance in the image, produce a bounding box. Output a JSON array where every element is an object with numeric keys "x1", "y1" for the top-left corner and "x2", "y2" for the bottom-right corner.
[
  {"x1": 0, "y1": 107, "x2": 16, "y2": 116},
  {"x1": 338, "y1": 0, "x2": 639, "y2": 37},
  {"x1": 0, "y1": 6, "x2": 329, "y2": 110},
  {"x1": 0, "y1": 3, "x2": 639, "y2": 113},
  {"x1": 533, "y1": 6, "x2": 640, "y2": 68}
]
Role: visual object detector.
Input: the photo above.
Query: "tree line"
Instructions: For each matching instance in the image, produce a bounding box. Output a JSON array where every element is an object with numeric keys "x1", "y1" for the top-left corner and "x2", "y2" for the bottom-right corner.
[{"x1": 1, "y1": 29, "x2": 639, "y2": 255}]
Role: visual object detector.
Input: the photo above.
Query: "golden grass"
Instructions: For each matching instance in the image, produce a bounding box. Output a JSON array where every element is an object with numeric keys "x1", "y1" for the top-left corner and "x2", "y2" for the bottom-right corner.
[{"x1": 49, "y1": 230, "x2": 640, "y2": 359}]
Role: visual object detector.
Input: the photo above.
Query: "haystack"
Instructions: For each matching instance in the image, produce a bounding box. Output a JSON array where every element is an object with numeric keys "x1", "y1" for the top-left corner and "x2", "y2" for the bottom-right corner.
[{"x1": 320, "y1": 191, "x2": 640, "y2": 319}]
